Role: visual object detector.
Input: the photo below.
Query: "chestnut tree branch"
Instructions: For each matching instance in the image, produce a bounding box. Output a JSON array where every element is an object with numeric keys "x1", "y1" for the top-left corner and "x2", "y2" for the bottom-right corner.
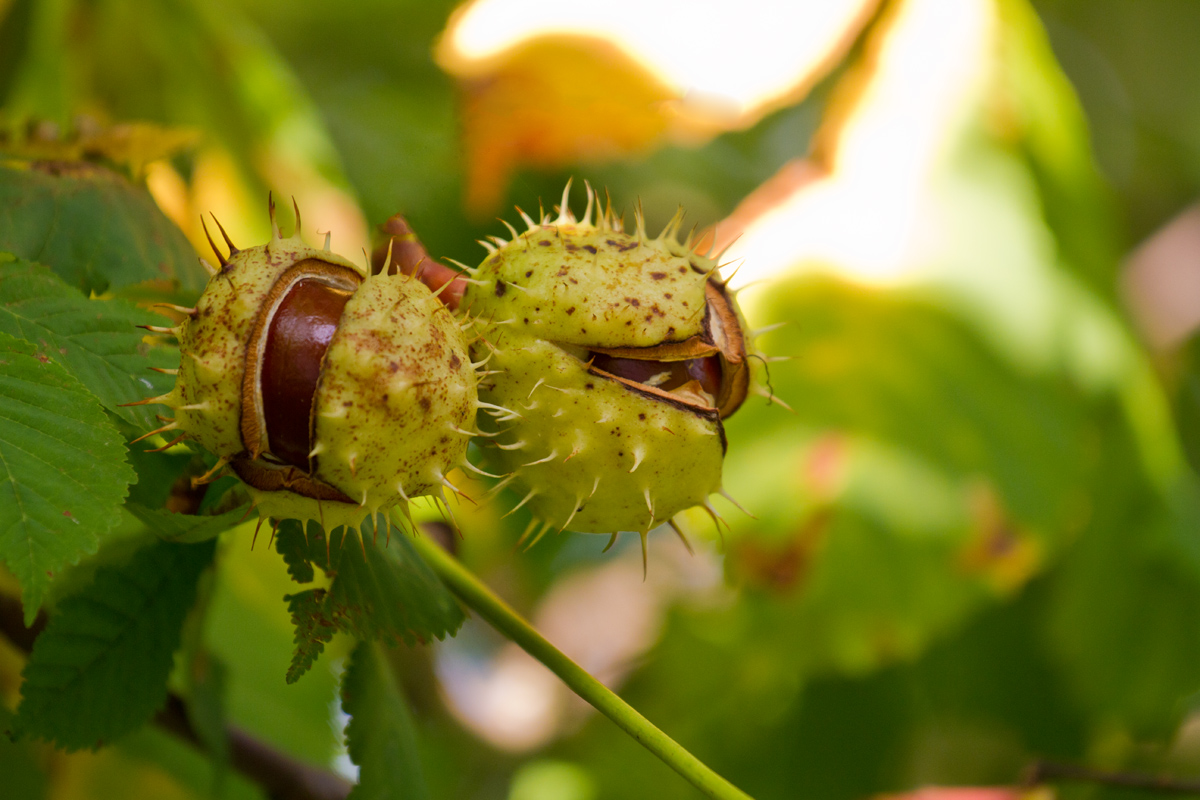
[
  {"x1": 1025, "y1": 760, "x2": 1200, "y2": 795},
  {"x1": 0, "y1": 593, "x2": 352, "y2": 800}
]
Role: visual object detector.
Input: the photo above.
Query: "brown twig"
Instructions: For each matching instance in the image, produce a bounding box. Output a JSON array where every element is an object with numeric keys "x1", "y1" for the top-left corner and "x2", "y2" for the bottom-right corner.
[
  {"x1": 0, "y1": 593, "x2": 352, "y2": 800},
  {"x1": 1025, "y1": 760, "x2": 1200, "y2": 795},
  {"x1": 371, "y1": 213, "x2": 468, "y2": 310}
]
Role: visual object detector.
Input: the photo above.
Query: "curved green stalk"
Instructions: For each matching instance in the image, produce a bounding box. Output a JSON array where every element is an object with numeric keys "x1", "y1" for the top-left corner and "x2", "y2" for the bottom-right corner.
[{"x1": 411, "y1": 534, "x2": 754, "y2": 800}]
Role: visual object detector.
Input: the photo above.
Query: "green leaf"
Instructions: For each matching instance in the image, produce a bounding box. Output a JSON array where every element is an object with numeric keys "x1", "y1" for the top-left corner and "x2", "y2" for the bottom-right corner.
[
  {"x1": 0, "y1": 0, "x2": 70, "y2": 123},
  {"x1": 342, "y1": 640, "x2": 430, "y2": 800},
  {"x1": 0, "y1": 330, "x2": 134, "y2": 623},
  {"x1": 127, "y1": 502, "x2": 252, "y2": 544},
  {"x1": 275, "y1": 519, "x2": 317, "y2": 585},
  {"x1": 184, "y1": 651, "x2": 231, "y2": 793},
  {"x1": 994, "y1": 0, "x2": 1123, "y2": 301},
  {"x1": 0, "y1": 161, "x2": 206, "y2": 295},
  {"x1": 284, "y1": 589, "x2": 338, "y2": 685},
  {"x1": 1172, "y1": 335, "x2": 1200, "y2": 475},
  {"x1": 15, "y1": 537, "x2": 216, "y2": 750},
  {"x1": 277, "y1": 520, "x2": 464, "y2": 681},
  {"x1": 746, "y1": 278, "x2": 1093, "y2": 537},
  {"x1": 1046, "y1": 490, "x2": 1200, "y2": 737},
  {"x1": 907, "y1": 582, "x2": 1088, "y2": 763},
  {"x1": 0, "y1": 253, "x2": 177, "y2": 429},
  {"x1": 123, "y1": 440, "x2": 194, "y2": 510},
  {"x1": 1044, "y1": 362, "x2": 1200, "y2": 737},
  {"x1": 195, "y1": 475, "x2": 245, "y2": 515},
  {"x1": 252, "y1": 0, "x2": 462, "y2": 227},
  {"x1": 330, "y1": 523, "x2": 465, "y2": 646},
  {"x1": 0, "y1": 704, "x2": 46, "y2": 800},
  {"x1": 781, "y1": 510, "x2": 984, "y2": 672},
  {"x1": 204, "y1": 536, "x2": 342, "y2": 765}
]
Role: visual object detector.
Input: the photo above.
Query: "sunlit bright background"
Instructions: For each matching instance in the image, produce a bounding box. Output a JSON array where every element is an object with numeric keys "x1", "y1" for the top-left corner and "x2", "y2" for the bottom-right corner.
[{"x1": 440, "y1": 0, "x2": 878, "y2": 129}]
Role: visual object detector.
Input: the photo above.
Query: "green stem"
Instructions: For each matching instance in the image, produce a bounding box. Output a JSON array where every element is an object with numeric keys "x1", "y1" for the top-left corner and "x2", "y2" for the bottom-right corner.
[{"x1": 412, "y1": 535, "x2": 753, "y2": 800}]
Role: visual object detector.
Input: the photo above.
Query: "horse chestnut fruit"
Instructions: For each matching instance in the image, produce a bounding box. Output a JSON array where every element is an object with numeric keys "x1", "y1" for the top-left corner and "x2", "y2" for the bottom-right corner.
[
  {"x1": 133, "y1": 198, "x2": 479, "y2": 532},
  {"x1": 460, "y1": 183, "x2": 753, "y2": 553}
]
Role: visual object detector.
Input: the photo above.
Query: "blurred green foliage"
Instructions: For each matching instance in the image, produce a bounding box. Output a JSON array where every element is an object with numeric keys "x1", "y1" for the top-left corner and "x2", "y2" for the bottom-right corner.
[{"x1": 4, "y1": 1, "x2": 1200, "y2": 799}]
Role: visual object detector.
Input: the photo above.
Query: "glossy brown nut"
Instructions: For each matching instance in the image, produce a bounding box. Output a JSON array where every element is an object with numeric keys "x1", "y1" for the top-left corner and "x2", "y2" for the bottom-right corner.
[
  {"x1": 240, "y1": 259, "x2": 363, "y2": 469},
  {"x1": 260, "y1": 277, "x2": 354, "y2": 470}
]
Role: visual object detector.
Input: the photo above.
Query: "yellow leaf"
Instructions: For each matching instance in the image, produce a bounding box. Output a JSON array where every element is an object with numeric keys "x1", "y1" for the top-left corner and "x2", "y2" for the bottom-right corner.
[
  {"x1": 448, "y1": 36, "x2": 678, "y2": 216},
  {"x1": 437, "y1": 0, "x2": 880, "y2": 215},
  {"x1": 0, "y1": 118, "x2": 200, "y2": 178},
  {"x1": 79, "y1": 122, "x2": 202, "y2": 177}
]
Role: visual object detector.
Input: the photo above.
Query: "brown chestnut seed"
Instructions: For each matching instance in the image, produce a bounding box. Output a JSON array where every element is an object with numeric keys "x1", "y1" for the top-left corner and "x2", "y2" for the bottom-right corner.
[
  {"x1": 240, "y1": 259, "x2": 362, "y2": 476},
  {"x1": 579, "y1": 282, "x2": 746, "y2": 417},
  {"x1": 260, "y1": 277, "x2": 355, "y2": 470}
]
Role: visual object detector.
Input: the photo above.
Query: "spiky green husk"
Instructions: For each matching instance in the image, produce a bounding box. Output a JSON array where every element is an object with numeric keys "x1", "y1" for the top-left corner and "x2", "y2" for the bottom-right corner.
[
  {"x1": 244, "y1": 485, "x2": 375, "y2": 535},
  {"x1": 472, "y1": 220, "x2": 712, "y2": 349},
  {"x1": 151, "y1": 217, "x2": 478, "y2": 532},
  {"x1": 240, "y1": 266, "x2": 477, "y2": 528},
  {"x1": 461, "y1": 184, "x2": 735, "y2": 537},
  {"x1": 479, "y1": 338, "x2": 723, "y2": 533},
  {"x1": 311, "y1": 269, "x2": 477, "y2": 512}
]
